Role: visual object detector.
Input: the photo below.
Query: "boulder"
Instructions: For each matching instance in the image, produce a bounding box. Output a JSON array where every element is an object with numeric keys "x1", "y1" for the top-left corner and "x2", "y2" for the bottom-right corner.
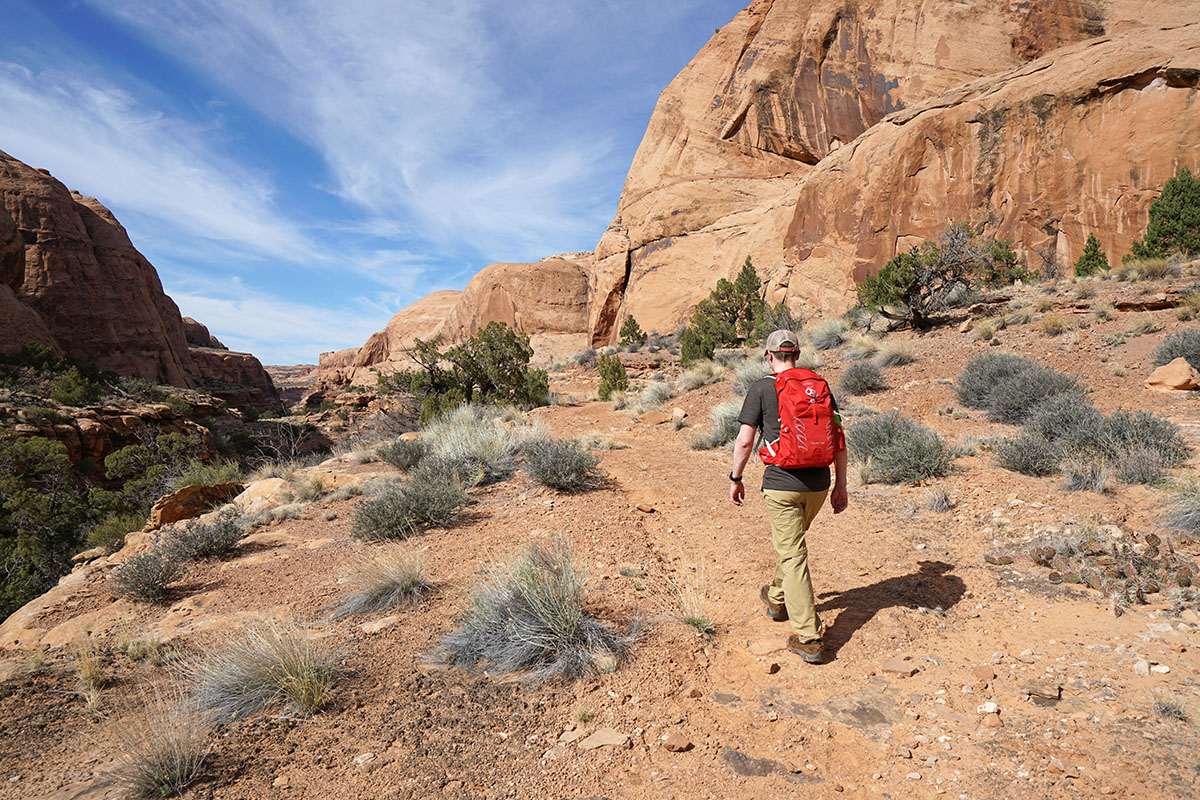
[
  {"x1": 146, "y1": 482, "x2": 244, "y2": 530},
  {"x1": 1145, "y1": 357, "x2": 1200, "y2": 392},
  {"x1": 233, "y1": 478, "x2": 294, "y2": 515}
]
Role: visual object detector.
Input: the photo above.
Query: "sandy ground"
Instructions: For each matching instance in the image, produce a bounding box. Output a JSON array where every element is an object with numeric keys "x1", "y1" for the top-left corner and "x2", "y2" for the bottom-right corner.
[{"x1": 2, "y1": 279, "x2": 1200, "y2": 800}]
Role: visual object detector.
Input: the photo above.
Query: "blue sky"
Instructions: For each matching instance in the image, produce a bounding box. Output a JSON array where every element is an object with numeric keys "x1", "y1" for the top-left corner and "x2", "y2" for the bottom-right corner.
[{"x1": 0, "y1": 0, "x2": 746, "y2": 364}]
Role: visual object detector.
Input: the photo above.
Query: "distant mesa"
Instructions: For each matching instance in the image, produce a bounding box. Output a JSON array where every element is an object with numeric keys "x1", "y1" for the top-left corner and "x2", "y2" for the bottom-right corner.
[
  {"x1": 323, "y1": 1, "x2": 1200, "y2": 385},
  {"x1": 0, "y1": 150, "x2": 281, "y2": 409}
]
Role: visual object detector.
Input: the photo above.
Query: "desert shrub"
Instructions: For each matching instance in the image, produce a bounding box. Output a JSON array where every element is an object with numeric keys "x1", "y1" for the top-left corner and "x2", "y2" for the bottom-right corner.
[
  {"x1": 609, "y1": 390, "x2": 628, "y2": 411},
  {"x1": 811, "y1": 319, "x2": 846, "y2": 351},
  {"x1": 291, "y1": 473, "x2": 325, "y2": 502},
  {"x1": 688, "y1": 400, "x2": 743, "y2": 450},
  {"x1": 996, "y1": 433, "x2": 1062, "y2": 476},
  {"x1": 1038, "y1": 312, "x2": 1070, "y2": 337},
  {"x1": 86, "y1": 511, "x2": 145, "y2": 552},
  {"x1": 843, "y1": 334, "x2": 878, "y2": 361},
  {"x1": 794, "y1": 347, "x2": 822, "y2": 370},
  {"x1": 182, "y1": 620, "x2": 339, "y2": 721},
  {"x1": 973, "y1": 318, "x2": 1004, "y2": 341},
  {"x1": 422, "y1": 405, "x2": 522, "y2": 486},
  {"x1": 1101, "y1": 410, "x2": 1189, "y2": 471},
  {"x1": 436, "y1": 537, "x2": 632, "y2": 682},
  {"x1": 839, "y1": 362, "x2": 886, "y2": 396},
  {"x1": 1126, "y1": 166, "x2": 1200, "y2": 262},
  {"x1": 638, "y1": 380, "x2": 674, "y2": 410},
  {"x1": 924, "y1": 488, "x2": 952, "y2": 512},
  {"x1": 1092, "y1": 301, "x2": 1115, "y2": 322},
  {"x1": 376, "y1": 438, "x2": 425, "y2": 470},
  {"x1": 111, "y1": 694, "x2": 210, "y2": 799},
  {"x1": 1062, "y1": 453, "x2": 1110, "y2": 493},
  {"x1": 676, "y1": 361, "x2": 724, "y2": 392},
  {"x1": 332, "y1": 544, "x2": 429, "y2": 618},
  {"x1": 1022, "y1": 394, "x2": 1106, "y2": 451},
  {"x1": 113, "y1": 545, "x2": 184, "y2": 602},
  {"x1": 733, "y1": 359, "x2": 770, "y2": 396},
  {"x1": 1006, "y1": 308, "x2": 1034, "y2": 326},
  {"x1": 523, "y1": 437, "x2": 603, "y2": 492},
  {"x1": 1165, "y1": 482, "x2": 1200, "y2": 537},
  {"x1": 571, "y1": 349, "x2": 598, "y2": 367},
  {"x1": 954, "y1": 353, "x2": 1034, "y2": 408},
  {"x1": 163, "y1": 510, "x2": 244, "y2": 561},
  {"x1": 1113, "y1": 447, "x2": 1167, "y2": 485},
  {"x1": 1075, "y1": 233, "x2": 1109, "y2": 277},
  {"x1": 49, "y1": 366, "x2": 102, "y2": 406},
  {"x1": 955, "y1": 353, "x2": 1078, "y2": 424},
  {"x1": 168, "y1": 459, "x2": 242, "y2": 493},
  {"x1": 618, "y1": 316, "x2": 646, "y2": 346},
  {"x1": 1124, "y1": 314, "x2": 1161, "y2": 337},
  {"x1": 352, "y1": 467, "x2": 469, "y2": 540},
  {"x1": 846, "y1": 411, "x2": 952, "y2": 483},
  {"x1": 1154, "y1": 328, "x2": 1200, "y2": 370},
  {"x1": 596, "y1": 354, "x2": 628, "y2": 401},
  {"x1": 679, "y1": 257, "x2": 766, "y2": 365},
  {"x1": 876, "y1": 341, "x2": 915, "y2": 367}
]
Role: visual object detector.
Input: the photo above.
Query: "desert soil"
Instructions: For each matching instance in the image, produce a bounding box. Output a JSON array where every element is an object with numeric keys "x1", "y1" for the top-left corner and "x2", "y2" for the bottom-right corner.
[{"x1": 2, "y1": 280, "x2": 1200, "y2": 800}]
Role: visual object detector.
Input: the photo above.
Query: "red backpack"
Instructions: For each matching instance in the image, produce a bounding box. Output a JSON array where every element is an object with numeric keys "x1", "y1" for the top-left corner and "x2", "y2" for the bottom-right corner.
[{"x1": 758, "y1": 368, "x2": 844, "y2": 468}]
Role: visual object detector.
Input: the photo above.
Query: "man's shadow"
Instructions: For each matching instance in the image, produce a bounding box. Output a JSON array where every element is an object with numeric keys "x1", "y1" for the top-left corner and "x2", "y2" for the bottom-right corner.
[{"x1": 815, "y1": 561, "x2": 965, "y2": 661}]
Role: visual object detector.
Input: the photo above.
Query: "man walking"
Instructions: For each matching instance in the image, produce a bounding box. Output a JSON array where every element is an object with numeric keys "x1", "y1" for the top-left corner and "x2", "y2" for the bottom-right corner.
[{"x1": 729, "y1": 329, "x2": 848, "y2": 663}]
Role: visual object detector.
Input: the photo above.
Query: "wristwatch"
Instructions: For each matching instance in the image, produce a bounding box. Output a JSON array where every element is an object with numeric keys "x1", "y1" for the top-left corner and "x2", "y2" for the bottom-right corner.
[{"x1": 729, "y1": 473, "x2": 743, "y2": 483}]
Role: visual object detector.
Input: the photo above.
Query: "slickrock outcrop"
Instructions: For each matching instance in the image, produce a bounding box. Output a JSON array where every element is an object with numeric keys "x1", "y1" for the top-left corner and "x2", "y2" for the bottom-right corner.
[
  {"x1": 781, "y1": 24, "x2": 1200, "y2": 308},
  {"x1": 0, "y1": 150, "x2": 281, "y2": 407}
]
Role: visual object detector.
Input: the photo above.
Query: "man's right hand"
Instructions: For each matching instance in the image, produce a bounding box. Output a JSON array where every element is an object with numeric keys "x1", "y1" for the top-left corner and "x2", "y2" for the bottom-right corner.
[
  {"x1": 730, "y1": 480, "x2": 745, "y2": 507},
  {"x1": 831, "y1": 484, "x2": 848, "y2": 514}
]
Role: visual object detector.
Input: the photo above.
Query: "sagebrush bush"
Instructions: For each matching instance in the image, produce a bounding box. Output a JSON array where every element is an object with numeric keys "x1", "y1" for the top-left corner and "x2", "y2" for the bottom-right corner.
[
  {"x1": 163, "y1": 509, "x2": 244, "y2": 561},
  {"x1": 1155, "y1": 328, "x2": 1200, "y2": 370},
  {"x1": 1063, "y1": 453, "x2": 1110, "y2": 492},
  {"x1": 811, "y1": 320, "x2": 846, "y2": 351},
  {"x1": 839, "y1": 361, "x2": 886, "y2": 396},
  {"x1": 423, "y1": 405, "x2": 522, "y2": 487},
  {"x1": 847, "y1": 411, "x2": 952, "y2": 483},
  {"x1": 1165, "y1": 482, "x2": 1200, "y2": 537},
  {"x1": 376, "y1": 438, "x2": 425, "y2": 469},
  {"x1": 1113, "y1": 446, "x2": 1167, "y2": 485},
  {"x1": 956, "y1": 353, "x2": 1079, "y2": 424},
  {"x1": 996, "y1": 433, "x2": 1062, "y2": 477},
  {"x1": 523, "y1": 437, "x2": 603, "y2": 492},
  {"x1": 732, "y1": 359, "x2": 770, "y2": 397},
  {"x1": 689, "y1": 400, "x2": 742, "y2": 450},
  {"x1": 112, "y1": 694, "x2": 210, "y2": 799},
  {"x1": 639, "y1": 381, "x2": 674, "y2": 410},
  {"x1": 113, "y1": 546, "x2": 183, "y2": 602},
  {"x1": 955, "y1": 353, "x2": 1036, "y2": 408},
  {"x1": 1102, "y1": 410, "x2": 1189, "y2": 470},
  {"x1": 437, "y1": 537, "x2": 632, "y2": 682},
  {"x1": 676, "y1": 361, "x2": 724, "y2": 392},
  {"x1": 352, "y1": 466, "x2": 469, "y2": 540},
  {"x1": 182, "y1": 620, "x2": 339, "y2": 721},
  {"x1": 332, "y1": 544, "x2": 428, "y2": 618},
  {"x1": 876, "y1": 341, "x2": 915, "y2": 367}
]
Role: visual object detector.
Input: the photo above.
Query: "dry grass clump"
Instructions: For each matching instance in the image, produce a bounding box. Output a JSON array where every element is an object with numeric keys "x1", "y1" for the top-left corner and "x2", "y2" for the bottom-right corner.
[
  {"x1": 793, "y1": 346, "x2": 822, "y2": 370},
  {"x1": 669, "y1": 562, "x2": 714, "y2": 634},
  {"x1": 376, "y1": 438, "x2": 425, "y2": 469},
  {"x1": 436, "y1": 537, "x2": 633, "y2": 682},
  {"x1": 113, "y1": 545, "x2": 184, "y2": 602},
  {"x1": 332, "y1": 544, "x2": 429, "y2": 618},
  {"x1": 847, "y1": 411, "x2": 953, "y2": 484},
  {"x1": 973, "y1": 318, "x2": 1005, "y2": 341},
  {"x1": 1038, "y1": 312, "x2": 1071, "y2": 337},
  {"x1": 924, "y1": 488, "x2": 953, "y2": 512},
  {"x1": 422, "y1": 405, "x2": 524, "y2": 487},
  {"x1": 181, "y1": 619, "x2": 340, "y2": 721},
  {"x1": 110, "y1": 692, "x2": 210, "y2": 799},
  {"x1": 523, "y1": 436, "x2": 603, "y2": 492},
  {"x1": 639, "y1": 380, "x2": 674, "y2": 410},
  {"x1": 578, "y1": 432, "x2": 629, "y2": 450},
  {"x1": 341, "y1": 439, "x2": 379, "y2": 465},
  {"x1": 1092, "y1": 301, "x2": 1116, "y2": 322},
  {"x1": 1124, "y1": 313, "x2": 1162, "y2": 337},
  {"x1": 842, "y1": 333, "x2": 878, "y2": 361},
  {"x1": 116, "y1": 632, "x2": 169, "y2": 665},
  {"x1": 876, "y1": 340, "x2": 915, "y2": 367},
  {"x1": 1114, "y1": 256, "x2": 1179, "y2": 282},
  {"x1": 676, "y1": 361, "x2": 725, "y2": 392},
  {"x1": 248, "y1": 459, "x2": 300, "y2": 482},
  {"x1": 608, "y1": 389, "x2": 628, "y2": 410},
  {"x1": 733, "y1": 359, "x2": 771, "y2": 396},
  {"x1": 74, "y1": 637, "x2": 106, "y2": 709},
  {"x1": 1034, "y1": 295, "x2": 1055, "y2": 312},
  {"x1": 811, "y1": 319, "x2": 847, "y2": 351},
  {"x1": 688, "y1": 400, "x2": 743, "y2": 450},
  {"x1": 839, "y1": 361, "x2": 887, "y2": 396},
  {"x1": 1153, "y1": 692, "x2": 1191, "y2": 723}
]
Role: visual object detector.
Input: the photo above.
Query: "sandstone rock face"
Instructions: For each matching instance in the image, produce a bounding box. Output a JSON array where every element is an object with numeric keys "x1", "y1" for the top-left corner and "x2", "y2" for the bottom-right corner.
[
  {"x1": 0, "y1": 150, "x2": 195, "y2": 384},
  {"x1": 782, "y1": 24, "x2": 1200, "y2": 309},
  {"x1": 146, "y1": 482, "x2": 244, "y2": 530},
  {"x1": 1145, "y1": 357, "x2": 1200, "y2": 392},
  {"x1": 182, "y1": 316, "x2": 227, "y2": 349},
  {"x1": 188, "y1": 347, "x2": 283, "y2": 409}
]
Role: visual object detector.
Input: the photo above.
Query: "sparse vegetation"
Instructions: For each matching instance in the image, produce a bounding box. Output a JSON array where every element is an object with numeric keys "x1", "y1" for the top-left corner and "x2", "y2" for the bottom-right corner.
[
  {"x1": 1154, "y1": 327, "x2": 1200, "y2": 370},
  {"x1": 163, "y1": 509, "x2": 244, "y2": 561},
  {"x1": 332, "y1": 544, "x2": 429, "y2": 618},
  {"x1": 638, "y1": 380, "x2": 674, "y2": 411},
  {"x1": 352, "y1": 467, "x2": 470, "y2": 540},
  {"x1": 846, "y1": 411, "x2": 953, "y2": 484},
  {"x1": 73, "y1": 637, "x2": 106, "y2": 709},
  {"x1": 436, "y1": 537, "x2": 632, "y2": 682},
  {"x1": 688, "y1": 400, "x2": 742, "y2": 450},
  {"x1": 733, "y1": 359, "x2": 770, "y2": 396},
  {"x1": 676, "y1": 360, "x2": 724, "y2": 392},
  {"x1": 1038, "y1": 312, "x2": 1070, "y2": 337},
  {"x1": 843, "y1": 333, "x2": 878, "y2": 361},
  {"x1": 1092, "y1": 301, "x2": 1115, "y2": 322},
  {"x1": 86, "y1": 511, "x2": 145, "y2": 552},
  {"x1": 376, "y1": 438, "x2": 426, "y2": 470},
  {"x1": 876, "y1": 340, "x2": 915, "y2": 367},
  {"x1": 523, "y1": 437, "x2": 603, "y2": 492},
  {"x1": 113, "y1": 544, "x2": 184, "y2": 602},
  {"x1": 111, "y1": 693, "x2": 210, "y2": 799},
  {"x1": 839, "y1": 362, "x2": 886, "y2": 396},
  {"x1": 596, "y1": 354, "x2": 628, "y2": 401},
  {"x1": 183, "y1": 619, "x2": 340, "y2": 720}
]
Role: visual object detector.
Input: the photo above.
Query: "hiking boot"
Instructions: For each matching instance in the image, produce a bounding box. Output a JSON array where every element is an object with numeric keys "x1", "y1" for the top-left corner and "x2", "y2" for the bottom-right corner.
[
  {"x1": 759, "y1": 585, "x2": 788, "y2": 622},
  {"x1": 787, "y1": 634, "x2": 823, "y2": 664}
]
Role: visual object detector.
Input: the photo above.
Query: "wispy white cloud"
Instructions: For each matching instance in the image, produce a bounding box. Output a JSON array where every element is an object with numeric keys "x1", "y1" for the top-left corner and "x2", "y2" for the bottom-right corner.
[{"x1": 0, "y1": 62, "x2": 317, "y2": 264}]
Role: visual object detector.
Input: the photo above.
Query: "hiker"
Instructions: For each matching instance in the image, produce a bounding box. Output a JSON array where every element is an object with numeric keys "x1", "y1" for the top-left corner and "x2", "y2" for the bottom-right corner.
[{"x1": 729, "y1": 329, "x2": 848, "y2": 663}]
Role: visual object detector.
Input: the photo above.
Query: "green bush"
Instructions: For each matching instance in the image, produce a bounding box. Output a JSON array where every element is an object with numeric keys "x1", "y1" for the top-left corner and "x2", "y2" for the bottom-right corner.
[
  {"x1": 1154, "y1": 328, "x2": 1200, "y2": 371},
  {"x1": 847, "y1": 411, "x2": 952, "y2": 483},
  {"x1": 163, "y1": 510, "x2": 244, "y2": 561},
  {"x1": 50, "y1": 366, "x2": 102, "y2": 406},
  {"x1": 1075, "y1": 233, "x2": 1109, "y2": 277},
  {"x1": 436, "y1": 537, "x2": 632, "y2": 682},
  {"x1": 86, "y1": 512, "x2": 145, "y2": 552},
  {"x1": 680, "y1": 257, "x2": 766, "y2": 365},
  {"x1": 596, "y1": 354, "x2": 628, "y2": 401},
  {"x1": 522, "y1": 437, "x2": 603, "y2": 492},
  {"x1": 954, "y1": 353, "x2": 1079, "y2": 424},
  {"x1": 618, "y1": 316, "x2": 646, "y2": 346},
  {"x1": 839, "y1": 362, "x2": 886, "y2": 396},
  {"x1": 1126, "y1": 166, "x2": 1200, "y2": 262},
  {"x1": 376, "y1": 438, "x2": 425, "y2": 470}
]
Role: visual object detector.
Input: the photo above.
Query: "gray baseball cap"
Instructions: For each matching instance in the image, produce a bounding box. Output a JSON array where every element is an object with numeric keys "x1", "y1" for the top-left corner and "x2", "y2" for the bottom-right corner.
[{"x1": 765, "y1": 329, "x2": 799, "y2": 352}]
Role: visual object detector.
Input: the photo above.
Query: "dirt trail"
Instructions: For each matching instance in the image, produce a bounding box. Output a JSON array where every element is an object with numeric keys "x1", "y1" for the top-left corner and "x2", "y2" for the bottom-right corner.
[{"x1": 4, "y1": 281, "x2": 1200, "y2": 799}]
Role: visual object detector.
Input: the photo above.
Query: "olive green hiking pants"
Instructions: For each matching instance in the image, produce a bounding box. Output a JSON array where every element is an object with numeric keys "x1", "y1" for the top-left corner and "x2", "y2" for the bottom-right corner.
[{"x1": 763, "y1": 489, "x2": 828, "y2": 643}]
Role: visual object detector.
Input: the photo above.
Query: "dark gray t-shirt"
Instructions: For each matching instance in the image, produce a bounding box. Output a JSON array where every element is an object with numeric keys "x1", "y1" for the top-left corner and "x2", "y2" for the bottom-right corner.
[{"x1": 738, "y1": 374, "x2": 837, "y2": 492}]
